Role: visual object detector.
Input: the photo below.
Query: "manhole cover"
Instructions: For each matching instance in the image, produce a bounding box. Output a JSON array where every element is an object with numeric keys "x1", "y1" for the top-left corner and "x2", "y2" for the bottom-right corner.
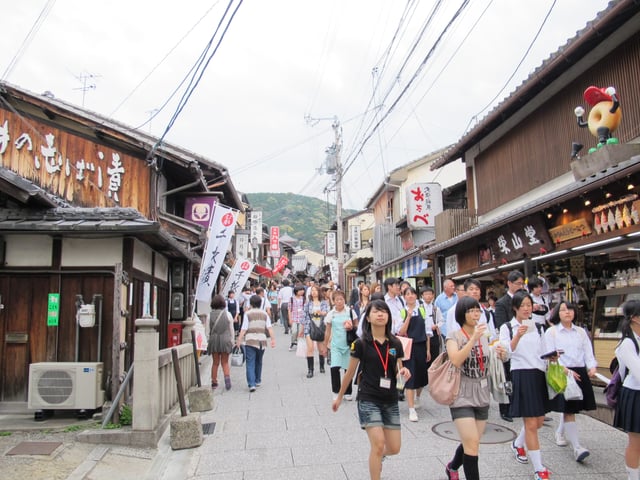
[
  {"x1": 432, "y1": 422, "x2": 516, "y2": 444},
  {"x1": 202, "y1": 422, "x2": 216, "y2": 435},
  {"x1": 6, "y1": 441, "x2": 62, "y2": 456}
]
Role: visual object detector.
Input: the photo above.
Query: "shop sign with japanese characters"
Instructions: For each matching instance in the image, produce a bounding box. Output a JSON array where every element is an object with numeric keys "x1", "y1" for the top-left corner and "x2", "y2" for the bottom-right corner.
[
  {"x1": 326, "y1": 231, "x2": 336, "y2": 256},
  {"x1": 489, "y1": 216, "x2": 552, "y2": 262},
  {"x1": 350, "y1": 224, "x2": 361, "y2": 251},
  {"x1": 249, "y1": 211, "x2": 262, "y2": 246},
  {"x1": 0, "y1": 110, "x2": 149, "y2": 214},
  {"x1": 270, "y1": 226, "x2": 280, "y2": 257},
  {"x1": 406, "y1": 183, "x2": 443, "y2": 229}
]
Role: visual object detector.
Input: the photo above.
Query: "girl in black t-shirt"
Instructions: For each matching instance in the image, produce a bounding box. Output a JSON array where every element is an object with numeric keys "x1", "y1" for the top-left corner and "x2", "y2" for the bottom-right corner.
[{"x1": 332, "y1": 299, "x2": 411, "y2": 480}]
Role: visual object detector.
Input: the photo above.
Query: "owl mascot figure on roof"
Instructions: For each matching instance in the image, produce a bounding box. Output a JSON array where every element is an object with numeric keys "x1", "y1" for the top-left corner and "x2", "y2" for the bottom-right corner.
[{"x1": 571, "y1": 85, "x2": 621, "y2": 158}]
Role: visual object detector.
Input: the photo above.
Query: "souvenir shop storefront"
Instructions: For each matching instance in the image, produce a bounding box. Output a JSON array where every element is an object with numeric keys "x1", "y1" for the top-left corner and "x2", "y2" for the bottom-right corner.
[
  {"x1": 373, "y1": 250, "x2": 431, "y2": 289},
  {"x1": 426, "y1": 149, "x2": 640, "y2": 378}
]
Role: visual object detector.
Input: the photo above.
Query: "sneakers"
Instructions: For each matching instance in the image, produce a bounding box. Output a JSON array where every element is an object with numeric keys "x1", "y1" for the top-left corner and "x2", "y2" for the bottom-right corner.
[
  {"x1": 224, "y1": 376, "x2": 231, "y2": 390},
  {"x1": 211, "y1": 380, "x2": 218, "y2": 389},
  {"x1": 288, "y1": 344, "x2": 295, "y2": 351},
  {"x1": 574, "y1": 447, "x2": 590, "y2": 463},
  {"x1": 332, "y1": 393, "x2": 339, "y2": 401},
  {"x1": 555, "y1": 431, "x2": 567, "y2": 446},
  {"x1": 511, "y1": 441, "x2": 528, "y2": 464},
  {"x1": 249, "y1": 386, "x2": 256, "y2": 392},
  {"x1": 409, "y1": 408, "x2": 418, "y2": 422},
  {"x1": 445, "y1": 462, "x2": 460, "y2": 480},
  {"x1": 534, "y1": 469, "x2": 550, "y2": 480},
  {"x1": 344, "y1": 394, "x2": 353, "y2": 401}
]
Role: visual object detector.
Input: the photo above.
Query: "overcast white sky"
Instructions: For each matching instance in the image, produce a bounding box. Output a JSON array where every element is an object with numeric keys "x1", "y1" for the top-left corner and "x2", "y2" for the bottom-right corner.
[{"x1": 1, "y1": 0, "x2": 611, "y2": 210}]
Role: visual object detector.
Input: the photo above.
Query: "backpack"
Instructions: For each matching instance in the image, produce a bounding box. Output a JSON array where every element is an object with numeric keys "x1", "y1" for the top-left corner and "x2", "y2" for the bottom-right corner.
[{"x1": 604, "y1": 335, "x2": 639, "y2": 408}]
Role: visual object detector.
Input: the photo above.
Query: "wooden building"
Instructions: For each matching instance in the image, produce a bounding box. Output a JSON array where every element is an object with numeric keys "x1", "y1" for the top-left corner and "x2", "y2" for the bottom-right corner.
[
  {"x1": 425, "y1": 0, "x2": 640, "y2": 377},
  {"x1": 0, "y1": 82, "x2": 243, "y2": 408}
]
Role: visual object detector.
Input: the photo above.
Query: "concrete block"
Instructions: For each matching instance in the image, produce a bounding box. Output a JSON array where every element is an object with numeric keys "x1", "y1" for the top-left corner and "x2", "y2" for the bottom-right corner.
[
  {"x1": 170, "y1": 413, "x2": 203, "y2": 450},
  {"x1": 188, "y1": 387, "x2": 214, "y2": 412}
]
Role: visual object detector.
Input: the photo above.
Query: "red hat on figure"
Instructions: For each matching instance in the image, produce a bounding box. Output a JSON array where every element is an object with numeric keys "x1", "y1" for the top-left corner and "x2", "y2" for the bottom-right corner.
[{"x1": 583, "y1": 86, "x2": 617, "y2": 106}]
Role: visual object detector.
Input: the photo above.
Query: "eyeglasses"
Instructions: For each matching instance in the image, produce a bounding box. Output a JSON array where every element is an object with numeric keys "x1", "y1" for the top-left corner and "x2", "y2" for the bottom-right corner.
[{"x1": 466, "y1": 308, "x2": 481, "y2": 313}]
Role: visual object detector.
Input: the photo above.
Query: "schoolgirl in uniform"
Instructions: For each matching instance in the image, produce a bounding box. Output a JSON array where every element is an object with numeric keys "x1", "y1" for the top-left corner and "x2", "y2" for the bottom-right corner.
[
  {"x1": 499, "y1": 289, "x2": 552, "y2": 480},
  {"x1": 614, "y1": 300, "x2": 640, "y2": 480},
  {"x1": 545, "y1": 301, "x2": 596, "y2": 462},
  {"x1": 445, "y1": 296, "x2": 508, "y2": 480},
  {"x1": 332, "y1": 299, "x2": 411, "y2": 480}
]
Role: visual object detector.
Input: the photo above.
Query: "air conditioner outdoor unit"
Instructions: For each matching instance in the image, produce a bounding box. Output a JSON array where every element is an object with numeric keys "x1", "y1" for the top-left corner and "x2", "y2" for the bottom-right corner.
[{"x1": 28, "y1": 362, "x2": 104, "y2": 410}]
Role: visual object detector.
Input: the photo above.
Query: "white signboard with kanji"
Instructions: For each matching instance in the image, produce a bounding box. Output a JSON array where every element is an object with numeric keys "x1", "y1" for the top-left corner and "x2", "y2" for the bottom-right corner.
[{"x1": 406, "y1": 183, "x2": 443, "y2": 229}]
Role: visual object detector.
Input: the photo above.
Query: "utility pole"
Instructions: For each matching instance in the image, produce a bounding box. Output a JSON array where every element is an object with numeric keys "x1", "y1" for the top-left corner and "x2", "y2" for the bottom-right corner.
[
  {"x1": 331, "y1": 118, "x2": 345, "y2": 288},
  {"x1": 307, "y1": 115, "x2": 344, "y2": 286}
]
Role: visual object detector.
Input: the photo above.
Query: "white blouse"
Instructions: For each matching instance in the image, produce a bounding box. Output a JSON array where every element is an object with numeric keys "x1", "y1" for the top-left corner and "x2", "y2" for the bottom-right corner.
[
  {"x1": 616, "y1": 334, "x2": 640, "y2": 390},
  {"x1": 499, "y1": 318, "x2": 547, "y2": 372},
  {"x1": 544, "y1": 323, "x2": 597, "y2": 370}
]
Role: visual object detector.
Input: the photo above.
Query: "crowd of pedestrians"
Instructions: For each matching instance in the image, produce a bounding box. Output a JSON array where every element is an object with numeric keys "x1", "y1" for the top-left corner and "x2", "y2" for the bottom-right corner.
[{"x1": 197, "y1": 272, "x2": 638, "y2": 480}]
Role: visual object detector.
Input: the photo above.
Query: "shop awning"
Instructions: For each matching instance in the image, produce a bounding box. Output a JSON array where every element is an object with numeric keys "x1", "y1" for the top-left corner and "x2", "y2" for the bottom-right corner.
[
  {"x1": 344, "y1": 247, "x2": 373, "y2": 269},
  {"x1": 403, "y1": 256, "x2": 429, "y2": 277}
]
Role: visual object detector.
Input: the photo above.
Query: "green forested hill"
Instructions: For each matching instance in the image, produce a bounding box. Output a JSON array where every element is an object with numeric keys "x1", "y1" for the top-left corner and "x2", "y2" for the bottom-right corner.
[{"x1": 245, "y1": 193, "x2": 357, "y2": 252}]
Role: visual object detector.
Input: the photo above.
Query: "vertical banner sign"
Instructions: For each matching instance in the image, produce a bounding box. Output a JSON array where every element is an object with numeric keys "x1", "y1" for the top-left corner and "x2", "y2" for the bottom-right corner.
[
  {"x1": 47, "y1": 293, "x2": 60, "y2": 326},
  {"x1": 269, "y1": 226, "x2": 280, "y2": 257},
  {"x1": 326, "y1": 231, "x2": 337, "y2": 256},
  {"x1": 236, "y1": 233, "x2": 249, "y2": 258},
  {"x1": 221, "y1": 257, "x2": 255, "y2": 298},
  {"x1": 195, "y1": 204, "x2": 238, "y2": 302},
  {"x1": 250, "y1": 211, "x2": 262, "y2": 246},
  {"x1": 350, "y1": 224, "x2": 361, "y2": 251},
  {"x1": 406, "y1": 183, "x2": 443, "y2": 229}
]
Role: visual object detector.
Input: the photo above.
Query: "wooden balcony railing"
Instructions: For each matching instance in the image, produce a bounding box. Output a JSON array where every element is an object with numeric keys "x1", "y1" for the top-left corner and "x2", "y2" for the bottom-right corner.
[{"x1": 435, "y1": 209, "x2": 478, "y2": 244}]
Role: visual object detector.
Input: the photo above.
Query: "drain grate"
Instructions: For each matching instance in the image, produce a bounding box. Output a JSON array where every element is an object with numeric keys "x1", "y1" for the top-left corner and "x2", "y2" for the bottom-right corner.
[
  {"x1": 6, "y1": 441, "x2": 62, "y2": 456},
  {"x1": 202, "y1": 422, "x2": 216, "y2": 435},
  {"x1": 432, "y1": 422, "x2": 516, "y2": 444}
]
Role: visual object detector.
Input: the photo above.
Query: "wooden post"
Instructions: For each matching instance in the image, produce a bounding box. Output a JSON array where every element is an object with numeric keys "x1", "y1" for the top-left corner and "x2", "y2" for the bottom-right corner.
[
  {"x1": 171, "y1": 348, "x2": 188, "y2": 417},
  {"x1": 190, "y1": 330, "x2": 202, "y2": 387}
]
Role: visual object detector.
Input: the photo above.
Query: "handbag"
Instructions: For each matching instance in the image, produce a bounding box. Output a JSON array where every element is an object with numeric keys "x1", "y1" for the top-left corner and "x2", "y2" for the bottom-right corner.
[
  {"x1": 427, "y1": 351, "x2": 461, "y2": 405},
  {"x1": 346, "y1": 308, "x2": 358, "y2": 346},
  {"x1": 231, "y1": 345, "x2": 244, "y2": 367},
  {"x1": 398, "y1": 336, "x2": 413, "y2": 360},
  {"x1": 309, "y1": 318, "x2": 326, "y2": 342},
  {"x1": 564, "y1": 372, "x2": 583, "y2": 401}
]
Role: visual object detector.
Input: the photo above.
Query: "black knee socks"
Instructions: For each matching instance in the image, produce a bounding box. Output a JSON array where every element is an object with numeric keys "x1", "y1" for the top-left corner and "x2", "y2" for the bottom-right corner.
[
  {"x1": 306, "y1": 356, "x2": 314, "y2": 372},
  {"x1": 450, "y1": 443, "x2": 464, "y2": 470},
  {"x1": 319, "y1": 355, "x2": 325, "y2": 368},
  {"x1": 463, "y1": 454, "x2": 479, "y2": 480}
]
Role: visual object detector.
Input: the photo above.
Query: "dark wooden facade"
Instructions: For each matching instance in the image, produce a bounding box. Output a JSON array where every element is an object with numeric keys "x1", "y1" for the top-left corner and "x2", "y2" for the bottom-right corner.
[
  {"x1": 473, "y1": 31, "x2": 640, "y2": 215},
  {"x1": 427, "y1": 0, "x2": 640, "y2": 279},
  {"x1": 0, "y1": 83, "x2": 242, "y2": 406}
]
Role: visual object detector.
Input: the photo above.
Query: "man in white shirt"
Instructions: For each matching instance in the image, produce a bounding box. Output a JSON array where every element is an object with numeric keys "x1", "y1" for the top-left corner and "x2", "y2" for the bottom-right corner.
[
  {"x1": 383, "y1": 277, "x2": 405, "y2": 334},
  {"x1": 277, "y1": 279, "x2": 294, "y2": 334},
  {"x1": 435, "y1": 279, "x2": 458, "y2": 339}
]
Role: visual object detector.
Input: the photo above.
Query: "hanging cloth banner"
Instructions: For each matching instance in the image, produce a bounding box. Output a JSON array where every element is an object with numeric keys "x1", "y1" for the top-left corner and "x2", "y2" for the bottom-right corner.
[
  {"x1": 195, "y1": 204, "x2": 237, "y2": 302},
  {"x1": 220, "y1": 257, "x2": 255, "y2": 298},
  {"x1": 272, "y1": 256, "x2": 289, "y2": 275}
]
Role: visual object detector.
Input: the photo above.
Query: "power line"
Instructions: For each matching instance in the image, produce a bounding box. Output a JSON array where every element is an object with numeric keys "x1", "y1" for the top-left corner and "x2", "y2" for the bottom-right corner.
[
  {"x1": 2, "y1": 0, "x2": 56, "y2": 81},
  {"x1": 109, "y1": 1, "x2": 221, "y2": 118},
  {"x1": 460, "y1": 0, "x2": 557, "y2": 136},
  {"x1": 148, "y1": 0, "x2": 244, "y2": 159}
]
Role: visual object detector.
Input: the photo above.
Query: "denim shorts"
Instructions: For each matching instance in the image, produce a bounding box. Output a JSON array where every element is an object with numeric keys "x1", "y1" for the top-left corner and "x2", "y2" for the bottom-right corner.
[{"x1": 357, "y1": 400, "x2": 401, "y2": 430}]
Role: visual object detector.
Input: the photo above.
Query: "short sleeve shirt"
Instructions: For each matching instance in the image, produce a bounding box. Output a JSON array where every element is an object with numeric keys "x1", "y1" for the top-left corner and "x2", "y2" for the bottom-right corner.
[{"x1": 351, "y1": 337, "x2": 404, "y2": 403}]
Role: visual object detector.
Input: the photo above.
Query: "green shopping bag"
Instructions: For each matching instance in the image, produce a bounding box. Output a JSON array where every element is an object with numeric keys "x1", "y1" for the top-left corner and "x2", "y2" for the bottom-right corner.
[{"x1": 546, "y1": 362, "x2": 567, "y2": 394}]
